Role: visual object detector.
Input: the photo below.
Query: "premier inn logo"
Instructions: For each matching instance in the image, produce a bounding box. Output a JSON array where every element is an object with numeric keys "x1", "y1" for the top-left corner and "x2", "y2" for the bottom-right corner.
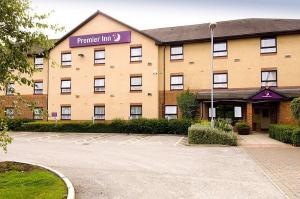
[{"x1": 69, "y1": 31, "x2": 131, "y2": 48}]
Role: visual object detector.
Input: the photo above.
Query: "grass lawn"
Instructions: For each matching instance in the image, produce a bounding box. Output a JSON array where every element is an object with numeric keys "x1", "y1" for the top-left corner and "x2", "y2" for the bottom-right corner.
[{"x1": 0, "y1": 161, "x2": 67, "y2": 199}]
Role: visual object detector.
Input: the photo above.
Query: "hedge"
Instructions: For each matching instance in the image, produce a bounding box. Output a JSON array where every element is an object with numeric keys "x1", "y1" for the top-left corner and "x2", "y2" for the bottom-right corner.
[
  {"x1": 13, "y1": 118, "x2": 193, "y2": 135},
  {"x1": 1, "y1": 118, "x2": 33, "y2": 130},
  {"x1": 188, "y1": 124, "x2": 237, "y2": 146},
  {"x1": 269, "y1": 124, "x2": 300, "y2": 146}
]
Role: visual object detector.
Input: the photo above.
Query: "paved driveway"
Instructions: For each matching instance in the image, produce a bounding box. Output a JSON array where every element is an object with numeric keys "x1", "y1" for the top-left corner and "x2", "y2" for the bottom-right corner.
[{"x1": 1, "y1": 132, "x2": 286, "y2": 199}]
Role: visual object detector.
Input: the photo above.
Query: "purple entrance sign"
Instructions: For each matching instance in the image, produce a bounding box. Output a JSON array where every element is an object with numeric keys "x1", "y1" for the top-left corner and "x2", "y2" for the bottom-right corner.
[
  {"x1": 69, "y1": 31, "x2": 131, "y2": 48},
  {"x1": 251, "y1": 89, "x2": 284, "y2": 100}
]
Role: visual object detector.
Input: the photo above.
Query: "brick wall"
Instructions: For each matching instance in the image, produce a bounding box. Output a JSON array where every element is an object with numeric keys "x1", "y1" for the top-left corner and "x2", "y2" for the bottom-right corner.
[
  {"x1": 0, "y1": 95, "x2": 47, "y2": 120},
  {"x1": 278, "y1": 101, "x2": 297, "y2": 125}
]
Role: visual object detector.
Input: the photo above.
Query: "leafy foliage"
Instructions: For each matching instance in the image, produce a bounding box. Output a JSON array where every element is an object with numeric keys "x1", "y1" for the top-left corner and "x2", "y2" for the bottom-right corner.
[
  {"x1": 215, "y1": 118, "x2": 233, "y2": 133},
  {"x1": 14, "y1": 118, "x2": 193, "y2": 135},
  {"x1": 291, "y1": 98, "x2": 300, "y2": 124},
  {"x1": 269, "y1": 124, "x2": 300, "y2": 146},
  {"x1": 0, "y1": 119, "x2": 13, "y2": 152},
  {"x1": 188, "y1": 124, "x2": 237, "y2": 146},
  {"x1": 176, "y1": 90, "x2": 199, "y2": 119}
]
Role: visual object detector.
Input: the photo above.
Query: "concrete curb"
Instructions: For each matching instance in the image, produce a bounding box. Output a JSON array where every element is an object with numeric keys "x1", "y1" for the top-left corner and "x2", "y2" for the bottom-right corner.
[{"x1": 12, "y1": 161, "x2": 75, "y2": 199}]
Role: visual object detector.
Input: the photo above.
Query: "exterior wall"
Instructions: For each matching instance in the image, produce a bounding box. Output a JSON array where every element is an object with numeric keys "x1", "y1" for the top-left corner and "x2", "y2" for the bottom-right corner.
[
  {"x1": 159, "y1": 35, "x2": 300, "y2": 120},
  {"x1": 48, "y1": 14, "x2": 159, "y2": 120},
  {"x1": 0, "y1": 95, "x2": 47, "y2": 119},
  {"x1": 278, "y1": 101, "x2": 297, "y2": 125},
  {"x1": 0, "y1": 57, "x2": 49, "y2": 119}
]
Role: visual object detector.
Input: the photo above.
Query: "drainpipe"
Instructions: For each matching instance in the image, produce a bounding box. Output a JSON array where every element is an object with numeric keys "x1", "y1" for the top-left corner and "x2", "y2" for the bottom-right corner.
[{"x1": 163, "y1": 45, "x2": 166, "y2": 118}]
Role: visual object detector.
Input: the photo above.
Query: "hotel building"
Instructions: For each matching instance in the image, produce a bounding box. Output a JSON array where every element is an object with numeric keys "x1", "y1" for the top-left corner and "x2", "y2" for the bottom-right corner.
[{"x1": 1, "y1": 10, "x2": 300, "y2": 130}]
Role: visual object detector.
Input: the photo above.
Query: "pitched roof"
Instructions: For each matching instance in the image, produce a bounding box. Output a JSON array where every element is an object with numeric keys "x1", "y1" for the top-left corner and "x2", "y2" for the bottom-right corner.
[
  {"x1": 54, "y1": 10, "x2": 162, "y2": 47},
  {"x1": 143, "y1": 18, "x2": 300, "y2": 44}
]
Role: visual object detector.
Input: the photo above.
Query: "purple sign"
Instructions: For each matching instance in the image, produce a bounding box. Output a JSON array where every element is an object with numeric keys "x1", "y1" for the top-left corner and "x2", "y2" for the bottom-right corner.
[
  {"x1": 69, "y1": 31, "x2": 131, "y2": 48},
  {"x1": 251, "y1": 89, "x2": 284, "y2": 100},
  {"x1": 51, "y1": 112, "x2": 57, "y2": 117}
]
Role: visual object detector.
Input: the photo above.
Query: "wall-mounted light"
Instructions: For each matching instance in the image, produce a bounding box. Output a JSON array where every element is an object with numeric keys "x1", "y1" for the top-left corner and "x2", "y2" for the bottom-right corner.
[
  {"x1": 189, "y1": 61, "x2": 195, "y2": 64},
  {"x1": 147, "y1": 62, "x2": 152, "y2": 66},
  {"x1": 78, "y1": 53, "x2": 84, "y2": 57}
]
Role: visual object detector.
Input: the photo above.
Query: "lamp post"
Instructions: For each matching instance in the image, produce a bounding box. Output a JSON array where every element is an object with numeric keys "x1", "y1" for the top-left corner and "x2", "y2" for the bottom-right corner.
[{"x1": 209, "y1": 22, "x2": 217, "y2": 128}]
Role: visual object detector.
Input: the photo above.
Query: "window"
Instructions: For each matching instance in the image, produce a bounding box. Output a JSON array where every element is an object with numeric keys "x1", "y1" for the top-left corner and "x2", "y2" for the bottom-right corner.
[
  {"x1": 170, "y1": 45, "x2": 183, "y2": 60},
  {"x1": 261, "y1": 37, "x2": 277, "y2": 54},
  {"x1": 130, "y1": 105, "x2": 142, "y2": 119},
  {"x1": 6, "y1": 83, "x2": 15, "y2": 95},
  {"x1": 33, "y1": 108, "x2": 43, "y2": 120},
  {"x1": 61, "y1": 106, "x2": 71, "y2": 120},
  {"x1": 61, "y1": 52, "x2": 71, "y2": 66},
  {"x1": 34, "y1": 57, "x2": 43, "y2": 69},
  {"x1": 94, "y1": 78, "x2": 105, "y2": 92},
  {"x1": 213, "y1": 42, "x2": 227, "y2": 57},
  {"x1": 213, "y1": 73, "x2": 228, "y2": 88},
  {"x1": 130, "y1": 47, "x2": 142, "y2": 62},
  {"x1": 165, "y1": 105, "x2": 177, "y2": 119},
  {"x1": 261, "y1": 71, "x2": 277, "y2": 87},
  {"x1": 61, "y1": 79, "x2": 71, "y2": 94},
  {"x1": 130, "y1": 76, "x2": 142, "y2": 91},
  {"x1": 94, "y1": 106, "x2": 105, "y2": 120},
  {"x1": 5, "y1": 108, "x2": 14, "y2": 119},
  {"x1": 170, "y1": 75, "x2": 183, "y2": 90},
  {"x1": 34, "y1": 82, "x2": 43, "y2": 94},
  {"x1": 94, "y1": 50, "x2": 105, "y2": 64},
  {"x1": 234, "y1": 106, "x2": 242, "y2": 118}
]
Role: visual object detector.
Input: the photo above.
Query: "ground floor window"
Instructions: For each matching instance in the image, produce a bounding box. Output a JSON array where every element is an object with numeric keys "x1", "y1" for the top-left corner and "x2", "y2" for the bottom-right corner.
[
  {"x1": 5, "y1": 107, "x2": 14, "y2": 119},
  {"x1": 208, "y1": 104, "x2": 244, "y2": 122},
  {"x1": 165, "y1": 105, "x2": 177, "y2": 119},
  {"x1": 33, "y1": 108, "x2": 43, "y2": 120},
  {"x1": 130, "y1": 105, "x2": 142, "y2": 119},
  {"x1": 94, "y1": 106, "x2": 105, "y2": 120},
  {"x1": 61, "y1": 106, "x2": 71, "y2": 120}
]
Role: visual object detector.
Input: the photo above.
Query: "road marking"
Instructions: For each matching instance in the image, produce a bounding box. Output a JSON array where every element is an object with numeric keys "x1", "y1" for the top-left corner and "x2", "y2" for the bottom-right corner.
[{"x1": 174, "y1": 137, "x2": 185, "y2": 146}]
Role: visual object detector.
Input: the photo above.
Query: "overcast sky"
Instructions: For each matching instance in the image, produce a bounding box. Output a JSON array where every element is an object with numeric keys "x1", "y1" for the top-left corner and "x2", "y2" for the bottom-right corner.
[{"x1": 31, "y1": 0, "x2": 300, "y2": 38}]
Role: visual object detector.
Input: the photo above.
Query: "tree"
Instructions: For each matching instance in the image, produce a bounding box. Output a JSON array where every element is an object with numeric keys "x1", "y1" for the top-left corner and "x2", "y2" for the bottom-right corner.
[
  {"x1": 291, "y1": 97, "x2": 300, "y2": 125},
  {"x1": 0, "y1": 0, "x2": 62, "y2": 152},
  {"x1": 177, "y1": 90, "x2": 199, "y2": 119}
]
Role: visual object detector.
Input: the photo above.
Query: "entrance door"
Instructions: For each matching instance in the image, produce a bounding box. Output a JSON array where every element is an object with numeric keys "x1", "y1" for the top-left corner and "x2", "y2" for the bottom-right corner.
[
  {"x1": 260, "y1": 108, "x2": 271, "y2": 130},
  {"x1": 252, "y1": 102, "x2": 278, "y2": 131}
]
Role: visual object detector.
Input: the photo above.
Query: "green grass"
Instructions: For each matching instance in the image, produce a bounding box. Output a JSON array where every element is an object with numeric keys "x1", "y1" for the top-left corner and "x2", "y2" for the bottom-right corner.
[{"x1": 0, "y1": 162, "x2": 67, "y2": 199}]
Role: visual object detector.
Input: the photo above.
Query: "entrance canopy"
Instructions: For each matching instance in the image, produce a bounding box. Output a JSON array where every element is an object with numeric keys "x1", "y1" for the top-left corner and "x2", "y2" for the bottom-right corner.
[{"x1": 250, "y1": 88, "x2": 286, "y2": 101}]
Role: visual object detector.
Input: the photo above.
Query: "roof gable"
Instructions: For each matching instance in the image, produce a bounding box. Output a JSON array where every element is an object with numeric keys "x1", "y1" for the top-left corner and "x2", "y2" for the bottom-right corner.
[
  {"x1": 250, "y1": 88, "x2": 287, "y2": 100},
  {"x1": 54, "y1": 10, "x2": 161, "y2": 48}
]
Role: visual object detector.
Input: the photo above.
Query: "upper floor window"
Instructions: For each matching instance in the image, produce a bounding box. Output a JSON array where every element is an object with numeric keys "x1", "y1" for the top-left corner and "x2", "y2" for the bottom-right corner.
[
  {"x1": 61, "y1": 52, "x2": 71, "y2": 66},
  {"x1": 34, "y1": 82, "x2": 43, "y2": 95},
  {"x1": 130, "y1": 105, "x2": 142, "y2": 119},
  {"x1": 94, "y1": 50, "x2": 105, "y2": 64},
  {"x1": 5, "y1": 107, "x2": 14, "y2": 119},
  {"x1": 6, "y1": 83, "x2": 15, "y2": 95},
  {"x1": 94, "y1": 78, "x2": 105, "y2": 93},
  {"x1": 213, "y1": 42, "x2": 227, "y2": 57},
  {"x1": 213, "y1": 73, "x2": 228, "y2": 88},
  {"x1": 261, "y1": 70, "x2": 277, "y2": 87},
  {"x1": 130, "y1": 46, "x2": 142, "y2": 62},
  {"x1": 170, "y1": 45, "x2": 183, "y2": 60},
  {"x1": 61, "y1": 79, "x2": 71, "y2": 94},
  {"x1": 170, "y1": 75, "x2": 184, "y2": 90},
  {"x1": 165, "y1": 105, "x2": 177, "y2": 120},
  {"x1": 33, "y1": 107, "x2": 43, "y2": 120},
  {"x1": 94, "y1": 106, "x2": 105, "y2": 120},
  {"x1": 61, "y1": 106, "x2": 71, "y2": 120},
  {"x1": 261, "y1": 37, "x2": 277, "y2": 54},
  {"x1": 130, "y1": 76, "x2": 142, "y2": 91},
  {"x1": 34, "y1": 57, "x2": 44, "y2": 69}
]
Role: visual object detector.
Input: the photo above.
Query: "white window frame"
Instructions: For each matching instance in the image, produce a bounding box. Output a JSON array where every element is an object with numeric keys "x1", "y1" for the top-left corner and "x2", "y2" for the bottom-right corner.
[{"x1": 165, "y1": 105, "x2": 177, "y2": 119}]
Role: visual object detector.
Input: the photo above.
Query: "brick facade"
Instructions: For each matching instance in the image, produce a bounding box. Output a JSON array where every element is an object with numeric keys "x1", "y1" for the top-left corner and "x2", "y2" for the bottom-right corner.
[
  {"x1": 278, "y1": 101, "x2": 297, "y2": 125},
  {"x1": 0, "y1": 95, "x2": 47, "y2": 120}
]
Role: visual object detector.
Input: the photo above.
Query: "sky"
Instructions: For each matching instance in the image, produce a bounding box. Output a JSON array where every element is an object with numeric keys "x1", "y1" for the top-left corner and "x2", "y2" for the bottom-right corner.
[{"x1": 30, "y1": 0, "x2": 300, "y2": 39}]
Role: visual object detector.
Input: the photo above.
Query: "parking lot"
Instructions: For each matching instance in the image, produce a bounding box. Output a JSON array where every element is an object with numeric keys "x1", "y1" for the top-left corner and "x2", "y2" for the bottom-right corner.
[{"x1": 1, "y1": 132, "x2": 286, "y2": 199}]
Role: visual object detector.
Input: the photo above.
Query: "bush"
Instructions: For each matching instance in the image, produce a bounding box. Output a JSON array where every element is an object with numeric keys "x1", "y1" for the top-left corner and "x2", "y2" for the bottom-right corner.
[
  {"x1": 177, "y1": 90, "x2": 199, "y2": 119},
  {"x1": 269, "y1": 124, "x2": 300, "y2": 146},
  {"x1": 2, "y1": 118, "x2": 33, "y2": 130},
  {"x1": 215, "y1": 118, "x2": 233, "y2": 133},
  {"x1": 235, "y1": 121, "x2": 251, "y2": 135},
  {"x1": 291, "y1": 97, "x2": 300, "y2": 124},
  {"x1": 15, "y1": 118, "x2": 193, "y2": 135},
  {"x1": 188, "y1": 124, "x2": 237, "y2": 146}
]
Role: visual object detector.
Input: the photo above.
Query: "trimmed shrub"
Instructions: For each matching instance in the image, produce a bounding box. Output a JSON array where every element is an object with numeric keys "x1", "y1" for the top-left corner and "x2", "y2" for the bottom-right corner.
[
  {"x1": 188, "y1": 124, "x2": 237, "y2": 146},
  {"x1": 215, "y1": 118, "x2": 233, "y2": 133},
  {"x1": 235, "y1": 121, "x2": 251, "y2": 135},
  {"x1": 269, "y1": 124, "x2": 300, "y2": 146},
  {"x1": 14, "y1": 118, "x2": 193, "y2": 135},
  {"x1": 177, "y1": 90, "x2": 199, "y2": 119},
  {"x1": 2, "y1": 118, "x2": 33, "y2": 130},
  {"x1": 291, "y1": 97, "x2": 300, "y2": 124}
]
